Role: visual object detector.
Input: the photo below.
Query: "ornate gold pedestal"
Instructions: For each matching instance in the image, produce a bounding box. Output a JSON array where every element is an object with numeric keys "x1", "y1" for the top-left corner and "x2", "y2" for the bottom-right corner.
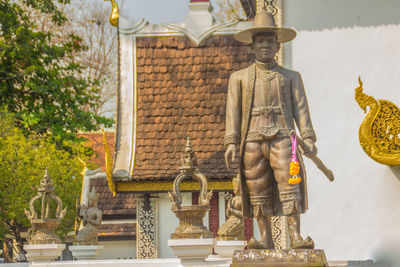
[
  {"x1": 232, "y1": 249, "x2": 328, "y2": 267},
  {"x1": 171, "y1": 205, "x2": 212, "y2": 239},
  {"x1": 28, "y1": 219, "x2": 61, "y2": 244}
]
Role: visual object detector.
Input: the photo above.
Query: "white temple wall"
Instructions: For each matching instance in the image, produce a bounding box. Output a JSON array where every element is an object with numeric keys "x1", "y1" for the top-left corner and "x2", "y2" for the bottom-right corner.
[
  {"x1": 97, "y1": 240, "x2": 136, "y2": 260},
  {"x1": 283, "y1": 0, "x2": 400, "y2": 262}
]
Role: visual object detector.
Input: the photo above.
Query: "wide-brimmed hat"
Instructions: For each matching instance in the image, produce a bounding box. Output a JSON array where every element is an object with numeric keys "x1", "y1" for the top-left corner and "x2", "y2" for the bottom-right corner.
[{"x1": 234, "y1": 8, "x2": 296, "y2": 44}]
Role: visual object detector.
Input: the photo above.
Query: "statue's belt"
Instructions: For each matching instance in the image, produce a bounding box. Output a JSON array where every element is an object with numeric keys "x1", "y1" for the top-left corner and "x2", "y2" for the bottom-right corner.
[
  {"x1": 247, "y1": 127, "x2": 290, "y2": 141},
  {"x1": 251, "y1": 106, "x2": 282, "y2": 117},
  {"x1": 248, "y1": 106, "x2": 287, "y2": 141}
]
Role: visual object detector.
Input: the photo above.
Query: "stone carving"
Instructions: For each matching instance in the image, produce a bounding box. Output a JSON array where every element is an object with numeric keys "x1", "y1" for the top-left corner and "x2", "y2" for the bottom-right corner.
[
  {"x1": 169, "y1": 137, "x2": 213, "y2": 239},
  {"x1": 217, "y1": 176, "x2": 244, "y2": 240},
  {"x1": 232, "y1": 249, "x2": 328, "y2": 267},
  {"x1": 75, "y1": 187, "x2": 102, "y2": 245},
  {"x1": 24, "y1": 168, "x2": 67, "y2": 244},
  {"x1": 136, "y1": 195, "x2": 158, "y2": 259},
  {"x1": 270, "y1": 216, "x2": 288, "y2": 249},
  {"x1": 355, "y1": 77, "x2": 400, "y2": 165},
  {"x1": 224, "y1": 1, "x2": 333, "y2": 250}
]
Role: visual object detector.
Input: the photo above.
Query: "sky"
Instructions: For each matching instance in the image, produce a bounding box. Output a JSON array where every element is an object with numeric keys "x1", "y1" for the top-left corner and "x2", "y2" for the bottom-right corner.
[{"x1": 116, "y1": 0, "x2": 190, "y2": 24}]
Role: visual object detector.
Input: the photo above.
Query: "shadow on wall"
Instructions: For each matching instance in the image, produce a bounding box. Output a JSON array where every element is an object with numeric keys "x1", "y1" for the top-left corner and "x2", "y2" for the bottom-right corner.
[
  {"x1": 389, "y1": 165, "x2": 400, "y2": 182},
  {"x1": 370, "y1": 241, "x2": 400, "y2": 266}
]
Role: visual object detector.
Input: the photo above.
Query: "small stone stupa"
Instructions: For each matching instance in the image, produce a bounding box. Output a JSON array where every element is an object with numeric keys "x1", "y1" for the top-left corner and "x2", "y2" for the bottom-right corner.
[
  {"x1": 167, "y1": 137, "x2": 214, "y2": 264},
  {"x1": 168, "y1": 137, "x2": 213, "y2": 239},
  {"x1": 23, "y1": 168, "x2": 67, "y2": 262},
  {"x1": 24, "y1": 168, "x2": 67, "y2": 244}
]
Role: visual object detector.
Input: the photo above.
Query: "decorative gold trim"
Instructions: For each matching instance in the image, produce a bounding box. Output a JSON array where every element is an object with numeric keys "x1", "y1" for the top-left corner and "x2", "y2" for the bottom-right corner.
[
  {"x1": 117, "y1": 180, "x2": 233, "y2": 192},
  {"x1": 355, "y1": 77, "x2": 400, "y2": 165},
  {"x1": 103, "y1": 129, "x2": 116, "y2": 196},
  {"x1": 77, "y1": 152, "x2": 87, "y2": 199}
]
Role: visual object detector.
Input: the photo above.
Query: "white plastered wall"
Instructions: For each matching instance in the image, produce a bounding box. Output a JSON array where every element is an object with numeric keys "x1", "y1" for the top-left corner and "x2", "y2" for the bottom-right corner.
[
  {"x1": 97, "y1": 240, "x2": 136, "y2": 260},
  {"x1": 282, "y1": 0, "x2": 400, "y2": 262}
]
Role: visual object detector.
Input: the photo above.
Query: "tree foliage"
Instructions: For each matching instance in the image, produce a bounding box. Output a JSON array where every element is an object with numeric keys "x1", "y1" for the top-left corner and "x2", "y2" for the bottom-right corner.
[
  {"x1": 212, "y1": 0, "x2": 247, "y2": 23},
  {"x1": 0, "y1": 113, "x2": 85, "y2": 250},
  {"x1": 66, "y1": 0, "x2": 118, "y2": 118},
  {"x1": 0, "y1": 0, "x2": 113, "y2": 144}
]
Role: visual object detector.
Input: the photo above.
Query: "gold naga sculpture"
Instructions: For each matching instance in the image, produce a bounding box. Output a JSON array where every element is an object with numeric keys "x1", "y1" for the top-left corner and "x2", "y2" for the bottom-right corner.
[
  {"x1": 103, "y1": 129, "x2": 116, "y2": 196},
  {"x1": 105, "y1": 0, "x2": 119, "y2": 27},
  {"x1": 355, "y1": 77, "x2": 400, "y2": 165}
]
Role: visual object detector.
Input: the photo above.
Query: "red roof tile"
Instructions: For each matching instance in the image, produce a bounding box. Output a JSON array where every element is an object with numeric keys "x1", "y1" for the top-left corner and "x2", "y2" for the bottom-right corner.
[
  {"x1": 79, "y1": 132, "x2": 115, "y2": 172},
  {"x1": 119, "y1": 35, "x2": 252, "y2": 182},
  {"x1": 91, "y1": 177, "x2": 136, "y2": 217}
]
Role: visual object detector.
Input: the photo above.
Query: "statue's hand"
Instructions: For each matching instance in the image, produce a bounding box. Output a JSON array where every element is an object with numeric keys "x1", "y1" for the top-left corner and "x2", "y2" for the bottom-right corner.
[
  {"x1": 304, "y1": 138, "x2": 317, "y2": 156},
  {"x1": 224, "y1": 144, "x2": 237, "y2": 170}
]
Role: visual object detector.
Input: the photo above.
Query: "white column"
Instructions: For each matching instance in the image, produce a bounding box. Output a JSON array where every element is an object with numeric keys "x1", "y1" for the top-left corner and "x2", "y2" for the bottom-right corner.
[{"x1": 218, "y1": 192, "x2": 227, "y2": 228}]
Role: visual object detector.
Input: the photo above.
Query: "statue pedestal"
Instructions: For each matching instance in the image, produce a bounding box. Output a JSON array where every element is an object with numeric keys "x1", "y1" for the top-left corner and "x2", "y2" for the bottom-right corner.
[
  {"x1": 24, "y1": 244, "x2": 65, "y2": 262},
  {"x1": 168, "y1": 238, "x2": 214, "y2": 265},
  {"x1": 214, "y1": 240, "x2": 246, "y2": 259},
  {"x1": 69, "y1": 245, "x2": 103, "y2": 260},
  {"x1": 231, "y1": 249, "x2": 328, "y2": 267}
]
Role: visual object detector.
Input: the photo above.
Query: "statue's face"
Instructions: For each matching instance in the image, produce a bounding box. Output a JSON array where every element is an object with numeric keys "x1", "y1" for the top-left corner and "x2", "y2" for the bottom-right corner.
[
  {"x1": 253, "y1": 33, "x2": 279, "y2": 63},
  {"x1": 233, "y1": 181, "x2": 239, "y2": 195},
  {"x1": 88, "y1": 197, "x2": 97, "y2": 207}
]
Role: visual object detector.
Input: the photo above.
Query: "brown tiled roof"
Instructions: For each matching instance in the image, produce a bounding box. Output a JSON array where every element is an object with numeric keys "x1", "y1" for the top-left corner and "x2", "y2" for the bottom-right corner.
[
  {"x1": 79, "y1": 132, "x2": 115, "y2": 172},
  {"x1": 78, "y1": 134, "x2": 136, "y2": 219},
  {"x1": 240, "y1": 0, "x2": 256, "y2": 19},
  {"x1": 98, "y1": 223, "x2": 136, "y2": 240},
  {"x1": 91, "y1": 177, "x2": 136, "y2": 218},
  {"x1": 126, "y1": 35, "x2": 253, "y2": 182}
]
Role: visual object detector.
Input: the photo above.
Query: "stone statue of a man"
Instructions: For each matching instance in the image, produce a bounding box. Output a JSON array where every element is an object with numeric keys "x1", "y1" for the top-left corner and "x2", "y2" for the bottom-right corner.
[{"x1": 224, "y1": 7, "x2": 316, "y2": 249}]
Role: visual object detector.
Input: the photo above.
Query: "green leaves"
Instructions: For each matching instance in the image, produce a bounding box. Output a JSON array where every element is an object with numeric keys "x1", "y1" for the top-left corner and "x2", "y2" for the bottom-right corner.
[
  {"x1": 0, "y1": 0, "x2": 113, "y2": 145},
  {"x1": 0, "y1": 113, "x2": 85, "y2": 240}
]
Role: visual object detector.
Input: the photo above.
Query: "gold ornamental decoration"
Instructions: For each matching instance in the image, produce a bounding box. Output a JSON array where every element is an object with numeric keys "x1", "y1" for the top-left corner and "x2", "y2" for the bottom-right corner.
[
  {"x1": 116, "y1": 180, "x2": 233, "y2": 192},
  {"x1": 355, "y1": 77, "x2": 400, "y2": 165}
]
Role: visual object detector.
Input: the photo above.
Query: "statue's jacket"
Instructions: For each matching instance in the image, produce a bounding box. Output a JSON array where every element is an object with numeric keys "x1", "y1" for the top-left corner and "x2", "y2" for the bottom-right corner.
[{"x1": 224, "y1": 63, "x2": 316, "y2": 217}]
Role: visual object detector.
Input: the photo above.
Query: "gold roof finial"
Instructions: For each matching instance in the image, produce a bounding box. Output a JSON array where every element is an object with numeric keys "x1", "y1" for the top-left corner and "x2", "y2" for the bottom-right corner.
[{"x1": 105, "y1": 0, "x2": 119, "y2": 27}]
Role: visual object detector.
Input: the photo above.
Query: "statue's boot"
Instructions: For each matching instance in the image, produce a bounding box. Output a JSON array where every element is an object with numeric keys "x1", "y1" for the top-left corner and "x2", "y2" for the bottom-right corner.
[
  {"x1": 247, "y1": 237, "x2": 274, "y2": 249},
  {"x1": 247, "y1": 216, "x2": 274, "y2": 249},
  {"x1": 292, "y1": 236, "x2": 314, "y2": 249},
  {"x1": 287, "y1": 214, "x2": 315, "y2": 249}
]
